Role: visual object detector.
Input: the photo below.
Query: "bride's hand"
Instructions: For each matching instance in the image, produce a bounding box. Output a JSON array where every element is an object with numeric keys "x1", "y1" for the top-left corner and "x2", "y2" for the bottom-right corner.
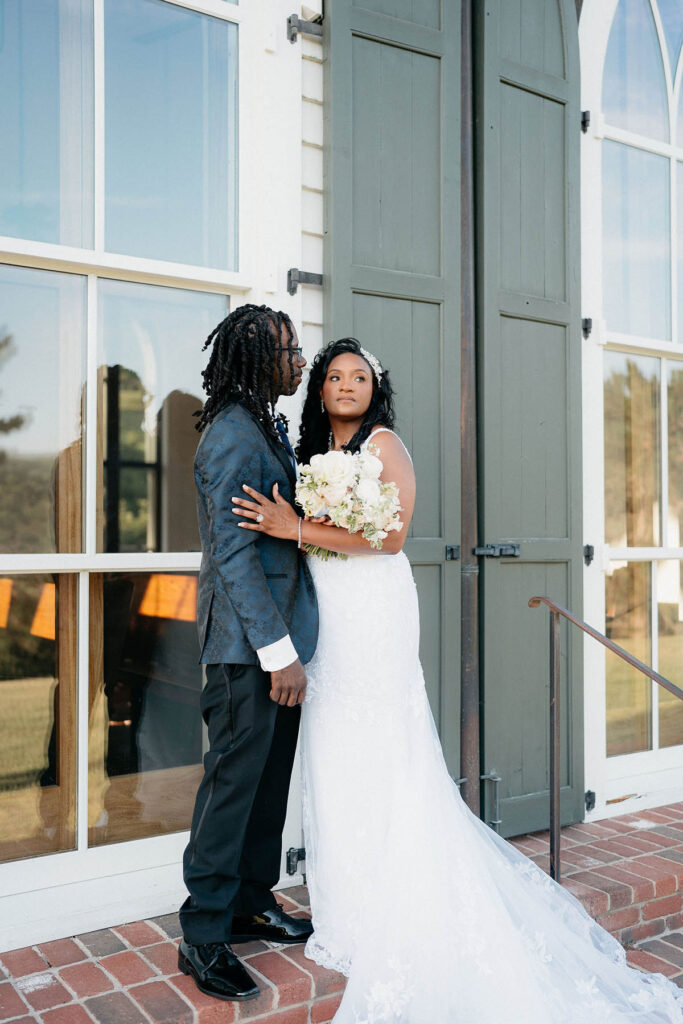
[{"x1": 232, "y1": 484, "x2": 299, "y2": 541}]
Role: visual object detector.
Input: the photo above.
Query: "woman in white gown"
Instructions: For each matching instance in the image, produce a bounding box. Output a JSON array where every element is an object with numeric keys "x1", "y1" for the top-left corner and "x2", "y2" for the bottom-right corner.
[{"x1": 233, "y1": 339, "x2": 683, "y2": 1023}]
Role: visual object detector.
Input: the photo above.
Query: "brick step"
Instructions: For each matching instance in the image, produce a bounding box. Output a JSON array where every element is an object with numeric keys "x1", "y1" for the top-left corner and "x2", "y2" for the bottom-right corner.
[
  {"x1": 2, "y1": 804, "x2": 683, "y2": 1022},
  {"x1": 0, "y1": 888, "x2": 345, "y2": 1024},
  {"x1": 510, "y1": 801, "x2": 683, "y2": 949}
]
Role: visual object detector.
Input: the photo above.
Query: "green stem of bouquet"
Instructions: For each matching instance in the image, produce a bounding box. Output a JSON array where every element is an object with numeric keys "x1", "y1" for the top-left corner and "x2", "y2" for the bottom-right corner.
[{"x1": 303, "y1": 543, "x2": 348, "y2": 562}]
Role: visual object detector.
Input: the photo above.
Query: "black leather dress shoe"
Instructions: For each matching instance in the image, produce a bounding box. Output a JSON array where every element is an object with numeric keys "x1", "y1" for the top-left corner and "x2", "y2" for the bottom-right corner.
[
  {"x1": 231, "y1": 903, "x2": 314, "y2": 944},
  {"x1": 178, "y1": 939, "x2": 259, "y2": 1001}
]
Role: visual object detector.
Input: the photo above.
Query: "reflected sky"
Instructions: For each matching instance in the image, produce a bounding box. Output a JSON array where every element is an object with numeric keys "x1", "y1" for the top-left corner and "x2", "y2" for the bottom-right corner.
[
  {"x1": 603, "y1": 0, "x2": 668, "y2": 140},
  {"x1": 0, "y1": 0, "x2": 93, "y2": 246},
  {"x1": 0, "y1": 266, "x2": 85, "y2": 456},
  {"x1": 104, "y1": 0, "x2": 238, "y2": 268},
  {"x1": 603, "y1": 141, "x2": 670, "y2": 340}
]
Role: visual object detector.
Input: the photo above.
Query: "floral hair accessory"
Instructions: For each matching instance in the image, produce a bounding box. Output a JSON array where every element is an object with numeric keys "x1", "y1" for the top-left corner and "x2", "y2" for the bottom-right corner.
[{"x1": 359, "y1": 347, "x2": 383, "y2": 383}]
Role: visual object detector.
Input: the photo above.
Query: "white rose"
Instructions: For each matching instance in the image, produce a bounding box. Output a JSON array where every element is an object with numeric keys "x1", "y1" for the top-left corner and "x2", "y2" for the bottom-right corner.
[
  {"x1": 320, "y1": 480, "x2": 350, "y2": 506},
  {"x1": 358, "y1": 451, "x2": 383, "y2": 479},
  {"x1": 355, "y1": 478, "x2": 381, "y2": 505},
  {"x1": 309, "y1": 453, "x2": 326, "y2": 473},
  {"x1": 323, "y1": 450, "x2": 357, "y2": 486}
]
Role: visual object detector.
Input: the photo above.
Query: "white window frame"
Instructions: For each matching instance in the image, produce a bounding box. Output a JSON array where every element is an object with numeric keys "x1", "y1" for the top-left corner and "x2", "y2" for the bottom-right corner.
[
  {"x1": 0, "y1": 0, "x2": 308, "y2": 951},
  {"x1": 580, "y1": 0, "x2": 683, "y2": 822}
]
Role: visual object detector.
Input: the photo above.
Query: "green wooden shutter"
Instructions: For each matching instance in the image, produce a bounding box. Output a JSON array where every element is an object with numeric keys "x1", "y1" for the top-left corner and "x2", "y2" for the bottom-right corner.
[
  {"x1": 324, "y1": 1, "x2": 462, "y2": 775},
  {"x1": 475, "y1": 0, "x2": 584, "y2": 835}
]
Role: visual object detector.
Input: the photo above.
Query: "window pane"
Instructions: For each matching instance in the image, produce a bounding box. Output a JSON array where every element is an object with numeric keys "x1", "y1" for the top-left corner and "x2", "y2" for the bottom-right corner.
[
  {"x1": 104, "y1": 0, "x2": 238, "y2": 268},
  {"x1": 604, "y1": 351, "x2": 661, "y2": 547},
  {"x1": 0, "y1": 575, "x2": 77, "y2": 863},
  {"x1": 603, "y1": 142, "x2": 670, "y2": 340},
  {"x1": 0, "y1": 265, "x2": 85, "y2": 553},
  {"x1": 657, "y1": 560, "x2": 683, "y2": 747},
  {"x1": 606, "y1": 561, "x2": 652, "y2": 756},
  {"x1": 88, "y1": 572, "x2": 202, "y2": 846},
  {"x1": 669, "y1": 361, "x2": 683, "y2": 546},
  {"x1": 0, "y1": 0, "x2": 93, "y2": 246},
  {"x1": 658, "y1": 0, "x2": 683, "y2": 78},
  {"x1": 603, "y1": 0, "x2": 668, "y2": 140},
  {"x1": 98, "y1": 280, "x2": 226, "y2": 553}
]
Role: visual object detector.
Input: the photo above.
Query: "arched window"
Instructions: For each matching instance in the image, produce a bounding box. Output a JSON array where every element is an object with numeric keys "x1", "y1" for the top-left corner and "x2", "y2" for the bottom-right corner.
[{"x1": 583, "y1": 0, "x2": 683, "y2": 788}]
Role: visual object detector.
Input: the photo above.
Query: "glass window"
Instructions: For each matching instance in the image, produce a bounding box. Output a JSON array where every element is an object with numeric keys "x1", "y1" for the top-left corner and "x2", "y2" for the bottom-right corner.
[
  {"x1": 605, "y1": 561, "x2": 652, "y2": 756},
  {"x1": 603, "y1": 142, "x2": 670, "y2": 340},
  {"x1": 603, "y1": 0, "x2": 668, "y2": 140},
  {"x1": 88, "y1": 572, "x2": 202, "y2": 847},
  {"x1": 0, "y1": 265, "x2": 85, "y2": 553},
  {"x1": 658, "y1": 0, "x2": 683, "y2": 77},
  {"x1": 657, "y1": 560, "x2": 683, "y2": 747},
  {"x1": 668, "y1": 361, "x2": 683, "y2": 547},
  {"x1": 98, "y1": 279, "x2": 226, "y2": 553},
  {"x1": 104, "y1": 0, "x2": 238, "y2": 268},
  {"x1": 0, "y1": 575, "x2": 77, "y2": 863},
  {"x1": 0, "y1": 0, "x2": 93, "y2": 246},
  {"x1": 604, "y1": 352, "x2": 661, "y2": 548}
]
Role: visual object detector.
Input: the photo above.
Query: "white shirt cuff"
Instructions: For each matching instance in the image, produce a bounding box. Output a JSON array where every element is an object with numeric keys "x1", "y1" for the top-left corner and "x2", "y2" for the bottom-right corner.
[{"x1": 257, "y1": 634, "x2": 298, "y2": 672}]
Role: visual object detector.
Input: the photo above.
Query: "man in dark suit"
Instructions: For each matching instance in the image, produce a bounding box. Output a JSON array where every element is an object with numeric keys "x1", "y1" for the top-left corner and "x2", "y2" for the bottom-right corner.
[{"x1": 178, "y1": 304, "x2": 318, "y2": 1002}]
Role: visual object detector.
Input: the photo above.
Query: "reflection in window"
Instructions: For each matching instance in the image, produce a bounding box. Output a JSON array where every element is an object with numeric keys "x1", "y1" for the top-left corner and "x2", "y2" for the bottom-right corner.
[
  {"x1": 604, "y1": 352, "x2": 660, "y2": 548},
  {"x1": 603, "y1": 142, "x2": 670, "y2": 340},
  {"x1": 0, "y1": 265, "x2": 85, "y2": 554},
  {"x1": 0, "y1": 575, "x2": 77, "y2": 864},
  {"x1": 658, "y1": 0, "x2": 683, "y2": 74},
  {"x1": 88, "y1": 573, "x2": 202, "y2": 847},
  {"x1": 603, "y1": 0, "x2": 668, "y2": 140},
  {"x1": 98, "y1": 280, "x2": 227, "y2": 553},
  {"x1": 657, "y1": 561, "x2": 683, "y2": 747},
  {"x1": 104, "y1": 0, "x2": 238, "y2": 268},
  {"x1": 606, "y1": 562, "x2": 652, "y2": 756},
  {"x1": 0, "y1": 0, "x2": 93, "y2": 246}
]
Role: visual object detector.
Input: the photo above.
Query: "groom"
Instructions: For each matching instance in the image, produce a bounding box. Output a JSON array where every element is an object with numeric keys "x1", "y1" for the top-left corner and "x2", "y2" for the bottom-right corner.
[{"x1": 178, "y1": 304, "x2": 318, "y2": 1002}]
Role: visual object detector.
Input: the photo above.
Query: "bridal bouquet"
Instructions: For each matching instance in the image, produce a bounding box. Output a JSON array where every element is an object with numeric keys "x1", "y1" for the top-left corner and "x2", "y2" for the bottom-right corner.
[{"x1": 295, "y1": 446, "x2": 403, "y2": 560}]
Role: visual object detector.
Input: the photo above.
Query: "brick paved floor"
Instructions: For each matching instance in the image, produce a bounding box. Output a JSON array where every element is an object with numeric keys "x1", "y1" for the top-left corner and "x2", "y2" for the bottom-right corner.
[
  {"x1": 509, "y1": 800, "x2": 683, "y2": 958},
  {"x1": 1, "y1": 805, "x2": 683, "y2": 1022}
]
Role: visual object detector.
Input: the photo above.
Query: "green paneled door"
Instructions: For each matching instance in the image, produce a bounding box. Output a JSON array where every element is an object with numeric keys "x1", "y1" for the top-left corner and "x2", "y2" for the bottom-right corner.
[
  {"x1": 475, "y1": 0, "x2": 584, "y2": 835},
  {"x1": 324, "y1": 2, "x2": 462, "y2": 775}
]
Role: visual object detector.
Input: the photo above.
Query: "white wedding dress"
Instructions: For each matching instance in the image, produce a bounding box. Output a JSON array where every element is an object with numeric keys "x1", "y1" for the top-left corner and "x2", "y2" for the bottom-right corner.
[{"x1": 299, "y1": 431, "x2": 683, "y2": 1024}]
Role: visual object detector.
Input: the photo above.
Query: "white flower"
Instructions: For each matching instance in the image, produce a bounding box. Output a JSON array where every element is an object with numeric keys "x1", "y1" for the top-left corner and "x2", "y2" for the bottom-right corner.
[
  {"x1": 320, "y1": 481, "x2": 350, "y2": 506},
  {"x1": 357, "y1": 450, "x2": 383, "y2": 478},
  {"x1": 355, "y1": 478, "x2": 381, "y2": 505}
]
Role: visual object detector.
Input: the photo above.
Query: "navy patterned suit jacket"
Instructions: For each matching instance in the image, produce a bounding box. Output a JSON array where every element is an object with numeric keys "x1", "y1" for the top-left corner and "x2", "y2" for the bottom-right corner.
[{"x1": 194, "y1": 401, "x2": 318, "y2": 666}]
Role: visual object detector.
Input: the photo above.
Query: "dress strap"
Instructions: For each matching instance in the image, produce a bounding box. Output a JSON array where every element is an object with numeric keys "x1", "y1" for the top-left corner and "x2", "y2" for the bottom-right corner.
[{"x1": 365, "y1": 428, "x2": 413, "y2": 463}]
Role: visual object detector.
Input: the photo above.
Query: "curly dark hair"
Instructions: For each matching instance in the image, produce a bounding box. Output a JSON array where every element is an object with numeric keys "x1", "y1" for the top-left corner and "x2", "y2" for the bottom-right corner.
[
  {"x1": 296, "y1": 338, "x2": 395, "y2": 464},
  {"x1": 194, "y1": 303, "x2": 295, "y2": 438}
]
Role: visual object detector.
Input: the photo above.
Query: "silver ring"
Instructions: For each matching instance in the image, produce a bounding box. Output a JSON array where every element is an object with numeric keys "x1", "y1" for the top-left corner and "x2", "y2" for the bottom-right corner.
[{"x1": 256, "y1": 513, "x2": 264, "y2": 523}]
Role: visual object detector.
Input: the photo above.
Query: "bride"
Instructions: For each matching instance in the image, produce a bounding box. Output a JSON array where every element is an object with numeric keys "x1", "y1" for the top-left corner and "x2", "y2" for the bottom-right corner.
[{"x1": 232, "y1": 338, "x2": 683, "y2": 1023}]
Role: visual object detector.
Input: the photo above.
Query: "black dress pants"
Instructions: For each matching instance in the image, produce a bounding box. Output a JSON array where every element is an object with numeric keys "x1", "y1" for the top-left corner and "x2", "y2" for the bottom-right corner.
[{"x1": 179, "y1": 662, "x2": 300, "y2": 943}]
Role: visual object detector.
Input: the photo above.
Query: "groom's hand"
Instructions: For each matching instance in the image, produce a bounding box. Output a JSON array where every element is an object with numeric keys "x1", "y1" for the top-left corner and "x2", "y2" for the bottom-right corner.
[{"x1": 270, "y1": 659, "x2": 307, "y2": 706}]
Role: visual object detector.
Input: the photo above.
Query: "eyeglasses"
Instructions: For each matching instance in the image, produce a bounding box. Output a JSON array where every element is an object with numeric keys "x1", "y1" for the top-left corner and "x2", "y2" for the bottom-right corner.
[{"x1": 275, "y1": 345, "x2": 304, "y2": 358}]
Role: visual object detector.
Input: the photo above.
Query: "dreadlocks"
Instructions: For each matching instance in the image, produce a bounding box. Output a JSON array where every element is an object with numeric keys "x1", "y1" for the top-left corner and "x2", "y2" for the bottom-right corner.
[
  {"x1": 194, "y1": 303, "x2": 295, "y2": 438},
  {"x1": 296, "y1": 338, "x2": 395, "y2": 465}
]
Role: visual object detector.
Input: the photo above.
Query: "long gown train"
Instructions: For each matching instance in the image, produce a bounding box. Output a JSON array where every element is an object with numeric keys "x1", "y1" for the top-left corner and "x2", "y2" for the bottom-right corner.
[{"x1": 300, "y1": 547, "x2": 683, "y2": 1023}]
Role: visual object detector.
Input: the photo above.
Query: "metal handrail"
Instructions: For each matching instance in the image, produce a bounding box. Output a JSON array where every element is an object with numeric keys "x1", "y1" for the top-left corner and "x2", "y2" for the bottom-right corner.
[{"x1": 528, "y1": 595, "x2": 683, "y2": 883}]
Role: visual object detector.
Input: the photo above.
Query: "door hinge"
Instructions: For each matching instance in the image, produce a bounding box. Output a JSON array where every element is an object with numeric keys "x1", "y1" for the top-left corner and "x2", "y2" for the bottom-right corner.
[
  {"x1": 446, "y1": 545, "x2": 460, "y2": 561},
  {"x1": 583, "y1": 544, "x2": 594, "y2": 566},
  {"x1": 287, "y1": 268, "x2": 323, "y2": 295},
  {"x1": 582, "y1": 317, "x2": 592, "y2": 338},
  {"x1": 585, "y1": 790, "x2": 596, "y2": 812},
  {"x1": 473, "y1": 543, "x2": 520, "y2": 558},
  {"x1": 581, "y1": 110, "x2": 590, "y2": 133},
  {"x1": 287, "y1": 14, "x2": 323, "y2": 43},
  {"x1": 286, "y1": 846, "x2": 306, "y2": 875},
  {"x1": 480, "y1": 770, "x2": 502, "y2": 832}
]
